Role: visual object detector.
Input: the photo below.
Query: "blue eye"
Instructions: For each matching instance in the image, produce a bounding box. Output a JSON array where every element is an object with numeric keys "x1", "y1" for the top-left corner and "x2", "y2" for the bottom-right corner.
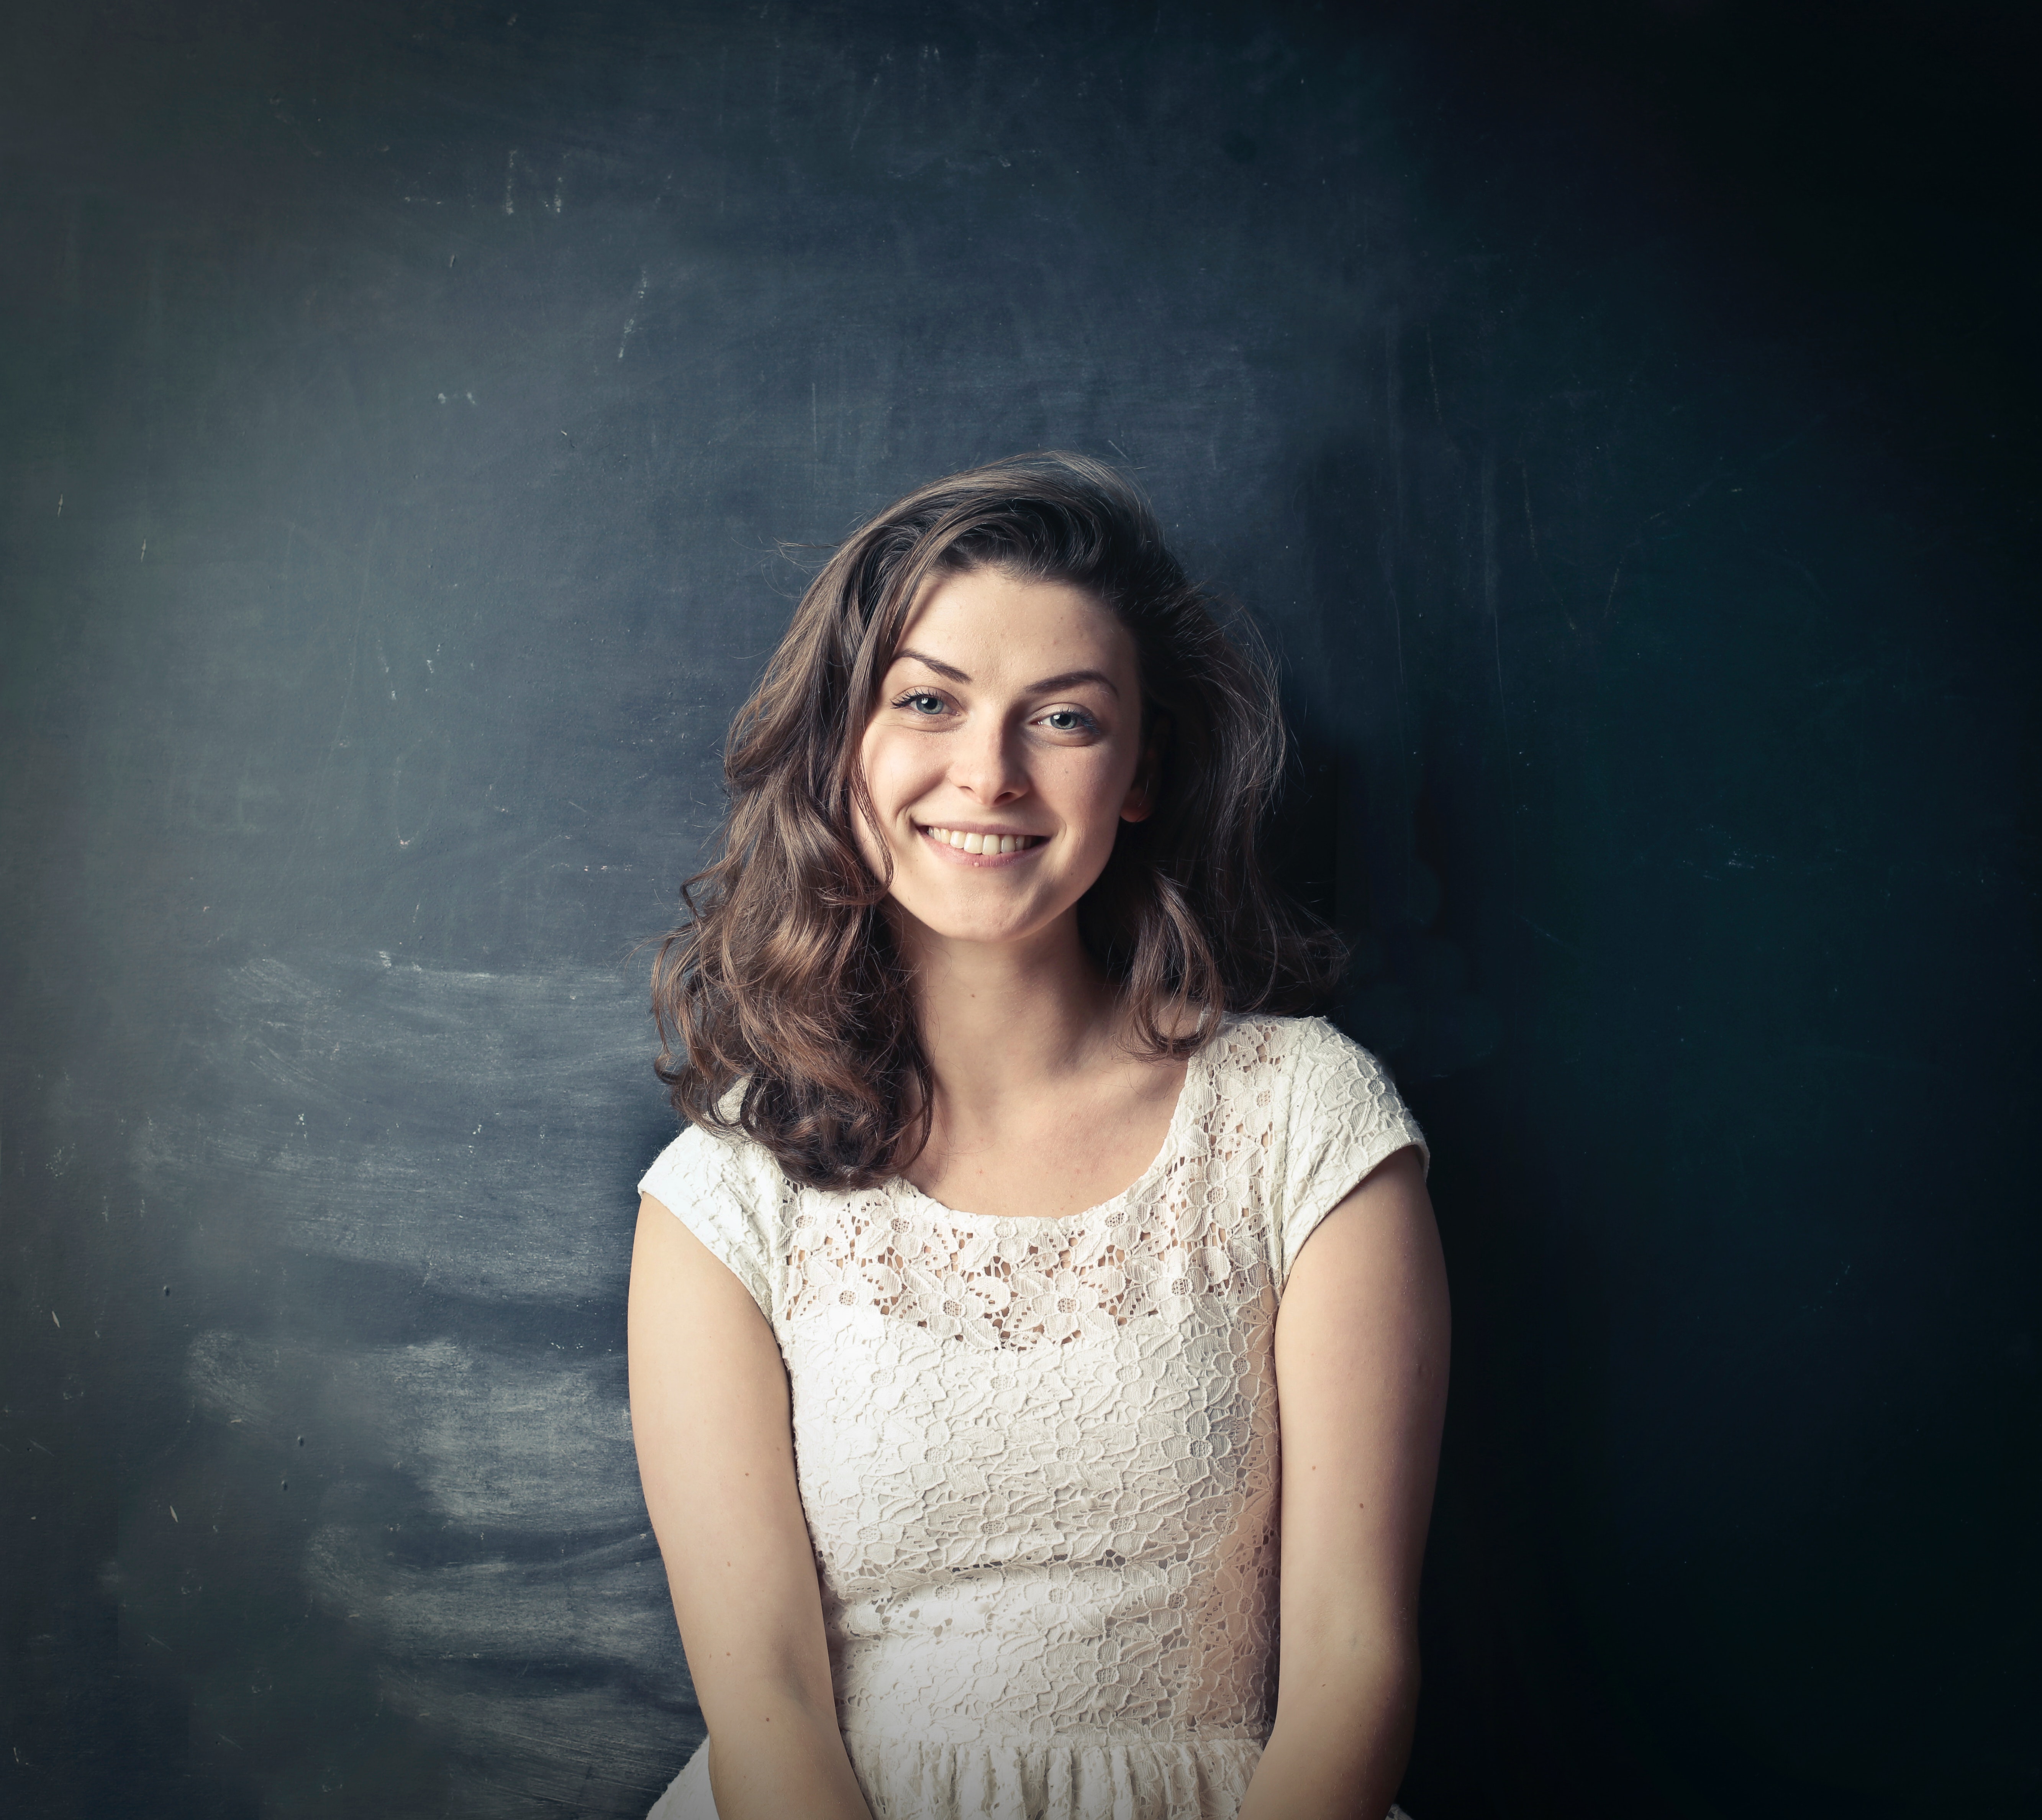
[
  {"x1": 895, "y1": 692, "x2": 948, "y2": 716},
  {"x1": 1039, "y1": 709, "x2": 1095, "y2": 733}
]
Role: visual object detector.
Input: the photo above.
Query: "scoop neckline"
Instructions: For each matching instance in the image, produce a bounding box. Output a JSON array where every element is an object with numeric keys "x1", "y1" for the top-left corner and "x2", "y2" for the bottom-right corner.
[{"x1": 886, "y1": 1038, "x2": 1211, "y2": 1228}]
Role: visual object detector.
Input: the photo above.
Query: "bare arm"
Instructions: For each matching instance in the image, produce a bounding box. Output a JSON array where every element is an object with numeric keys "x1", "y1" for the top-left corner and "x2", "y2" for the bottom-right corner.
[
  {"x1": 628, "y1": 1193, "x2": 873, "y2": 1820},
  {"x1": 1238, "y1": 1146, "x2": 1450, "y2": 1820}
]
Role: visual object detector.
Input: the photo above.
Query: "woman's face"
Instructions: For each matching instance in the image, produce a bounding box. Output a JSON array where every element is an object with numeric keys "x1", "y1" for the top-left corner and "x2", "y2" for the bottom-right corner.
[{"x1": 857, "y1": 565, "x2": 1150, "y2": 953}]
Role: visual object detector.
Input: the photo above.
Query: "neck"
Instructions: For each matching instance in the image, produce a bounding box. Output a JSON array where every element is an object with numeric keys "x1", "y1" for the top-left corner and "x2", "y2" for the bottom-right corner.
[{"x1": 894, "y1": 908, "x2": 1121, "y2": 1122}]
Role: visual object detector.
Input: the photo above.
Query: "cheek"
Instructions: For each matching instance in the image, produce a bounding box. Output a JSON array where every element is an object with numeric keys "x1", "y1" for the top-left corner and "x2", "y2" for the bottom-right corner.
[
  {"x1": 857, "y1": 727, "x2": 944, "y2": 837},
  {"x1": 858, "y1": 726, "x2": 908, "y2": 810},
  {"x1": 851, "y1": 731, "x2": 893, "y2": 876},
  {"x1": 1059, "y1": 745, "x2": 1141, "y2": 829}
]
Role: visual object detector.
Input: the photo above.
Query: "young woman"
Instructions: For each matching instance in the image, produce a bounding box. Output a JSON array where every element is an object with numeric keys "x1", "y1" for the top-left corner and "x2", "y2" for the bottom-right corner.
[{"x1": 629, "y1": 454, "x2": 1449, "y2": 1820}]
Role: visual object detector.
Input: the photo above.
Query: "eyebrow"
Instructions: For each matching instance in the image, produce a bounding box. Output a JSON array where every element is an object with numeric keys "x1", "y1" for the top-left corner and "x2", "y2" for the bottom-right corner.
[{"x1": 892, "y1": 648, "x2": 1122, "y2": 698}]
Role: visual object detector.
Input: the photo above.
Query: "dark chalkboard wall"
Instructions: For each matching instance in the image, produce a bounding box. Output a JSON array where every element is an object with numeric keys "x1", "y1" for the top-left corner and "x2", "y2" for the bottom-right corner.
[{"x1": 4, "y1": 3, "x2": 2036, "y2": 1816}]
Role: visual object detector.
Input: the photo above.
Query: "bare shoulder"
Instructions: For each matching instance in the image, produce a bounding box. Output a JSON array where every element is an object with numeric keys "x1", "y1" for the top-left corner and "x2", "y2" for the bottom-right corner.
[
  {"x1": 1284, "y1": 1146, "x2": 1439, "y2": 1302},
  {"x1": 629, "y1": 1190, "x2": 773, "y2": 1353},
  {"x1": 1272, "y1": 1143, "x2": 1448, "y2": 1612},
  {"x1": 627, "y1": 1189, "x2": 799, "y2": 1564}
]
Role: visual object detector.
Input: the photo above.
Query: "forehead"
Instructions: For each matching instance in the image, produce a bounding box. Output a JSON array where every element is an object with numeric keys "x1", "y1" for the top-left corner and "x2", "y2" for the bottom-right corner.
[{"x1": 889, "y1": 566, "x2": 1136, "y2": 680}]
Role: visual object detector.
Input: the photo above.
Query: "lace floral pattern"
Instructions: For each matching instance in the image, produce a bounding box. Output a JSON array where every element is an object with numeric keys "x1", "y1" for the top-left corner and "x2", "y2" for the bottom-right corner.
[
  {"x1": 782, "y1": 1184, "x2": 1269, "y2": 1350},
  {"x1": 639, "y1": 1017, "x2": 1426, "y2": 1820}
]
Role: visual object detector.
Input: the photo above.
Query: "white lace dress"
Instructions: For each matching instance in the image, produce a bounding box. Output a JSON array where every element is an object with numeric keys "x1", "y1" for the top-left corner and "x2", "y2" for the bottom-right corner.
[{"x1": 640, "y1": 1015, "x2": 1426, "y2": 1820}]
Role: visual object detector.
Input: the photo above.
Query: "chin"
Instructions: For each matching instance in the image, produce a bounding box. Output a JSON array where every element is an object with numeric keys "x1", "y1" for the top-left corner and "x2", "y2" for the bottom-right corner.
[
  {"x1": 893, "y1": 887, "x2": 1049, "y2": 949},
  {"x1": 912, "y1": 910, "x2": 1039, "y2": 947}
]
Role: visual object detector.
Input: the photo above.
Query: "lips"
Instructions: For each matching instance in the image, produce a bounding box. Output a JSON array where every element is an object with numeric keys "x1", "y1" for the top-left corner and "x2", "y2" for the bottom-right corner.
[{"x1": 917, "y1": 823, "x2": 1043, "y2": 856}]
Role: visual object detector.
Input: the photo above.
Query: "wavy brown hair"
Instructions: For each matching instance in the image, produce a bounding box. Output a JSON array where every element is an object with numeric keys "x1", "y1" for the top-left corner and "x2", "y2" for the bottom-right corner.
[{"x1": 651, "y1": 452, "x2": 1343, "y2": 1189}]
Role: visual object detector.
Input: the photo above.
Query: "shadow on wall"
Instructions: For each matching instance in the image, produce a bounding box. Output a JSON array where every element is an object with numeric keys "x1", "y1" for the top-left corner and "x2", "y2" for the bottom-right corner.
[
  {"x1": 1337, "y1": 852, "x2": 1503, "y2": 1086},
  {"x1": 1276, "y1": 425, "x2": 1505, "y2": 1090}
]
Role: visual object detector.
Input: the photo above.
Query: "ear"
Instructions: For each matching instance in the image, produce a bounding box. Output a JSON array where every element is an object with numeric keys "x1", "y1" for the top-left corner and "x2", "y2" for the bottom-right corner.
[{"x1": 1121, "y1": 730, "x2": 1165, "y2": 824}]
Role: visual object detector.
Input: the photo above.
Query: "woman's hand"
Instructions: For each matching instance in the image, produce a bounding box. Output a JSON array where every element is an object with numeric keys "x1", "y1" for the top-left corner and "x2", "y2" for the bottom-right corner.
[
  {"x1": 629, "y1": 1194, "x2": 875, "y2": 1820},
  {"x1": 1240, "y1": 1145, "x2": 1450, "y2": 1820}
]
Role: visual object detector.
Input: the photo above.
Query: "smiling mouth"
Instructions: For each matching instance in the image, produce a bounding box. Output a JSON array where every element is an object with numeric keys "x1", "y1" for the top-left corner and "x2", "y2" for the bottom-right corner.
[{"x1": 918, "y1": 824, "x2": 1044, "y2": 856}]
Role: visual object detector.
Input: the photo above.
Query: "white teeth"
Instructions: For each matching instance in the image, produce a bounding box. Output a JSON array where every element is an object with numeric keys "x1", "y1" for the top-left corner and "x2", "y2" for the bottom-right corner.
[{"x1": 924, "y1": 826, "x2": 1034, "y2": 853}]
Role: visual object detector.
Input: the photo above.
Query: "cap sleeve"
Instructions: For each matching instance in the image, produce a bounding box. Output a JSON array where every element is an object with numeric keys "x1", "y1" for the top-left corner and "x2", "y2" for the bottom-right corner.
[
  {"x1": 1271, "y1": 1018, "x2": 1429, "y2": 1288},
  {"x1": 638, "y1": 1123, "x2": 787, "y2": 1323}
]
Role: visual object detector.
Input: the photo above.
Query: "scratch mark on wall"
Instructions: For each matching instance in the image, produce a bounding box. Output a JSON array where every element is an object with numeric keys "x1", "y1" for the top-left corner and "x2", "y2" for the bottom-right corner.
[
  {"x1": 1518, "y1": 914, "x2": 1583, "y2": 960},
  {"x1": 1604, "y1": 539, "x2": 1639, "y2": 621},
  {"x1": 618, "y1": 269, "x2": 648, "y2": 359},
  {"x1": 1767, "y1": 549, "x2": 1833, "y2": 607},
  {"x1": 850, "y1": 71, "x2": 883, "y2": 150}
]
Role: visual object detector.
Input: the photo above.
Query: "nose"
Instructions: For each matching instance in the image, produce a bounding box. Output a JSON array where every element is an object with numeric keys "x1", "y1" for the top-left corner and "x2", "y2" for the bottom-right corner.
[{"x1": 947, "y1": 711, "x2": 1027, "y2": 805}]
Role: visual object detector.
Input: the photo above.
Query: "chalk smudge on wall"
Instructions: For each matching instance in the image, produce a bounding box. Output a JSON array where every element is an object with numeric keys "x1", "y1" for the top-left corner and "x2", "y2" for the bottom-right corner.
[{"x1": 124, "y1": 951, "x2": 697, "y2": 1814}]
